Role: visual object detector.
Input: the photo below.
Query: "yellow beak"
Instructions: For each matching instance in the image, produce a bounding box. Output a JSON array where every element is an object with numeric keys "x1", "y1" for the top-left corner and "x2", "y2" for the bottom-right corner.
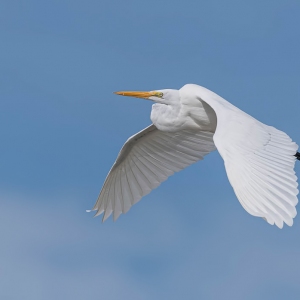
[{"x1": 114, "y1": 91, "x2": 161, "y2": 99}]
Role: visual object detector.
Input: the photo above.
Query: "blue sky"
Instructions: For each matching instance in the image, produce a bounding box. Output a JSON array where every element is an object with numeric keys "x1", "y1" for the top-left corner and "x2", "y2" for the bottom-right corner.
[{"x1": 1, "y1": 0, "x2": 300, "y2": 299}]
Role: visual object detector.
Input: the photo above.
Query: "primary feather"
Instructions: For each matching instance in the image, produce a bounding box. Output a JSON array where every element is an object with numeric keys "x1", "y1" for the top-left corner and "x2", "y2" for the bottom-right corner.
[{"x1": 93, "y1": 125, "x2": 216, "y2": 221}]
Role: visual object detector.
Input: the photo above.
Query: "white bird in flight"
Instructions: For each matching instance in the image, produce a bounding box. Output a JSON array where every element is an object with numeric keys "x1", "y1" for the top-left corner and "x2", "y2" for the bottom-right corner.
[{"x1": 90, "y1": 84, "x2": 299, "y2": 228}]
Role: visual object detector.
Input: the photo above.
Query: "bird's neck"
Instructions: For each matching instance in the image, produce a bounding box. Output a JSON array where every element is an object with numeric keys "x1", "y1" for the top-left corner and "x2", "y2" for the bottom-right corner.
[
  {"x1": 150, "y1": 103, "x2": 182, "y2": 132},
  {"x1": 150, "y1": 100, "x2": 217, "y2": 133}
]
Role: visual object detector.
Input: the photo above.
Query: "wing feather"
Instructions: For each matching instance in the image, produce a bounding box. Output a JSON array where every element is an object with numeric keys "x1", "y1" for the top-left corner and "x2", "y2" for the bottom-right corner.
[
  {"x1": 225, "y1": 135, "x2": 298, "y2": 228},
  {"x1": 184, "y1": 84, "x2": 299, "y2": 228},
  {"x1": 92, "y1": 124, "x2": 216, "y2": 220}
]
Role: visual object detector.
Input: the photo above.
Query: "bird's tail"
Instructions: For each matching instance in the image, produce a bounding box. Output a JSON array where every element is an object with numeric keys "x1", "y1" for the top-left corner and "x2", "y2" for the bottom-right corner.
[{"x1": 295, "y1": 152, "x2": 300, "y2": 160}]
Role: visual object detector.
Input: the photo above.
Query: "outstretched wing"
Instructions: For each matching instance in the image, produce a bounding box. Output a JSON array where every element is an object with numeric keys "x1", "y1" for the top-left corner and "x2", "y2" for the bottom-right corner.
[
  {"x1": 216, "y1": 117, "x2": 298, "y2": 228},
  {"x1": 92, "y1": 124, "x2": 216, "y2": 221},
  {"x1": 186, "y1": 84, "x2": 299, "y2": 228}
]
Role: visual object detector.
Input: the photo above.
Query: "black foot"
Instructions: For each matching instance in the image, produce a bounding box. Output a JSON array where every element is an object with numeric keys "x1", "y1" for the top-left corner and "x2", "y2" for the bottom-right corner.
[{"x1": 295, "y1": 152, "x2": 300, "y2": 160}]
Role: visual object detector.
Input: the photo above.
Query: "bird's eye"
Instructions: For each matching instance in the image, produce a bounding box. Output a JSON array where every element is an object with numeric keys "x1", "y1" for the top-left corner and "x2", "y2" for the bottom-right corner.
[{"x1": 156, "y1": 92, "x2": 163, "y2": 98}]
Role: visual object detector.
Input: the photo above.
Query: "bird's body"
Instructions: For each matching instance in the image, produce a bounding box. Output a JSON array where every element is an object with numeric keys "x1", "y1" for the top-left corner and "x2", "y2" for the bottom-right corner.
[{"x1": 91, "y1": 84, "x2": 299, "y2": 228}]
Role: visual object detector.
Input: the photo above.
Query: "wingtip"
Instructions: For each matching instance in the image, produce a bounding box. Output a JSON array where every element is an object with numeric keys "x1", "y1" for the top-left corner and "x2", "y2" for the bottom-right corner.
[{"x1": 93, "y1": 209, "x2": 104, "y2": 218}]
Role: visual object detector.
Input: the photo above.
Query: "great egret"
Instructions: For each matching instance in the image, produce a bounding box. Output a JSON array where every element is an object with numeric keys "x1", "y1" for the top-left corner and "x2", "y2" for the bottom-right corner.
[{"x1": 91, "y1": 84, "x2": 299, "y2": 228}]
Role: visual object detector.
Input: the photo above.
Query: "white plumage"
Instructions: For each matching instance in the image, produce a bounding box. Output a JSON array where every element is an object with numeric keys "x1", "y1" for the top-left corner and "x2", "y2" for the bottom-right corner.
[{"x1": 91, "y1": 84, "x2": 298, "y2": 228}]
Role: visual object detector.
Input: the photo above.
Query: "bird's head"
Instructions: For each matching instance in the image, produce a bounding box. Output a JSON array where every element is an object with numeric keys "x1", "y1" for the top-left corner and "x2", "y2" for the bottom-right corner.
[
  {"x1": 114, "y1": 89, "x2": 179, "y2": 105},
  {"x1": 114, "y1": 89, "x2": 182, "y2": 131}
]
